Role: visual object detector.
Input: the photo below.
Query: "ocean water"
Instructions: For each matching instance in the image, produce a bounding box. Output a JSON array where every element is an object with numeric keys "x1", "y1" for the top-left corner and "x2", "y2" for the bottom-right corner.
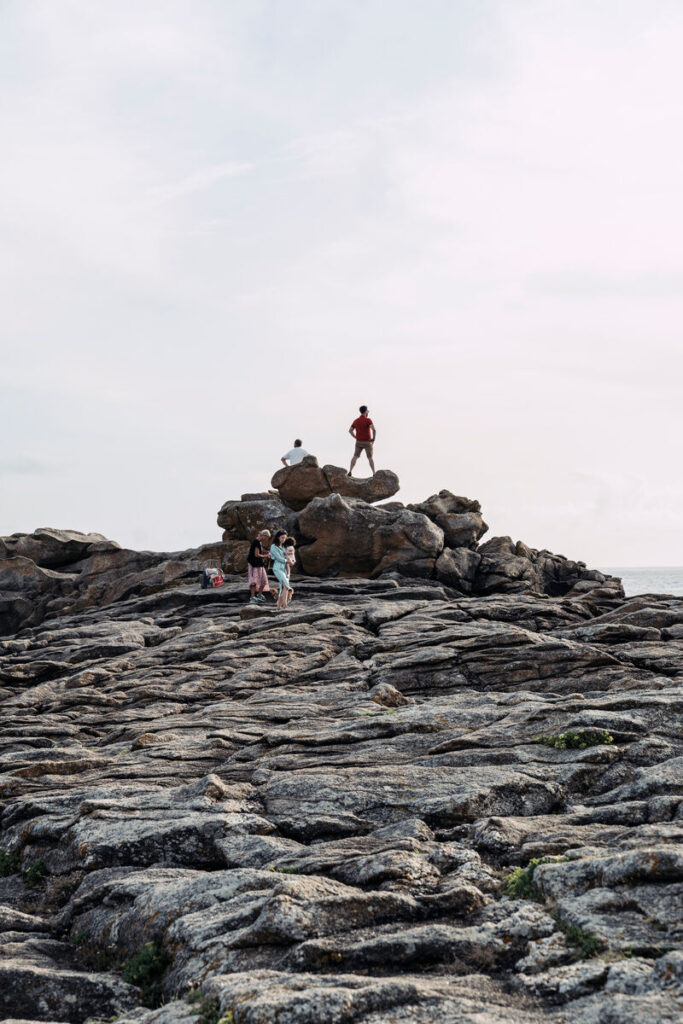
[{"x1": 599, "y1": 567, "x2": 683, "y2": 598}]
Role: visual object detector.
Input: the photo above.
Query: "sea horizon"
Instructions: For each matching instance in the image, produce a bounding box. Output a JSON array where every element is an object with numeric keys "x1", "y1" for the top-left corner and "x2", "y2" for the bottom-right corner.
[{"x1": 598, "y1": 566, "x2": 683, "y2": 598}]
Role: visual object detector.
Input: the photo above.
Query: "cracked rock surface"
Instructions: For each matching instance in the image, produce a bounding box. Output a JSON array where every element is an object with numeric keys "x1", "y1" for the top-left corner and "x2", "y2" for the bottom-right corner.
[{"x1": 0, "y1": 530, "x2": 681, "y2": 1023}]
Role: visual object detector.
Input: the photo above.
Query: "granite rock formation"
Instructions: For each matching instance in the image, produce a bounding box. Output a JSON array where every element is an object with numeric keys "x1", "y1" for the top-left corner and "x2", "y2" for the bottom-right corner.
[
  {"x1": 1, "y1": 477, "x2": 681, "y2": 1023},
  {"x1": 270, "y1": 455, "x2": 400, "y2": 510},
  {"x1": 216, "y1": 470, "x2": 623, "y2": 603}
]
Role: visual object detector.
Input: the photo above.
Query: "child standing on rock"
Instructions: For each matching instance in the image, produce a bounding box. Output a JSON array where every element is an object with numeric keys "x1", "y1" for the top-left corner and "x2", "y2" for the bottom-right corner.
[{"x1": 270, "y1": 531, "x2": 292, "y2": 611}]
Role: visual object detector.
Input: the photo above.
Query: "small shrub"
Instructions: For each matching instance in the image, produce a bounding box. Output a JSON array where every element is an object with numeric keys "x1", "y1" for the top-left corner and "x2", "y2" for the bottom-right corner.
[
  {"x1": 537, "y1": 729, "x2": 614, "y2": 750},
  {"x1": 552, "y1": 911, "x2": 604, "y2": 958},
  {"x1": 193, "y1": 996, "x2": 233, "y2": 1024},
  {"x1": 501, "y1": 856, "x2": 568, "y2": 900},
  {"x1": 0, "y1": 850, "x2": 21, "y2": 876},
  {"x1": 121, "y1": 942, "x2": 169, "y2": 1008},
  {"x1": 22, "y1": 859, "x2": 48, "y2": 887}
]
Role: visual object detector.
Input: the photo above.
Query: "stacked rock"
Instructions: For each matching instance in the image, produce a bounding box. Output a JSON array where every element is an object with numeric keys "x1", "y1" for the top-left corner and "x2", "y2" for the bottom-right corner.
[{"x1": 217, "y1": 456, "x2": 623, "y2": 601}]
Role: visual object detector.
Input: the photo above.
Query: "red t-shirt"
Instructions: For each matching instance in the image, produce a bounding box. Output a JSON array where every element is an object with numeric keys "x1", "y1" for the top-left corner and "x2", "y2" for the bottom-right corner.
[{"x1": 352, "y1": 415, "x2": 373, "y2": 442}]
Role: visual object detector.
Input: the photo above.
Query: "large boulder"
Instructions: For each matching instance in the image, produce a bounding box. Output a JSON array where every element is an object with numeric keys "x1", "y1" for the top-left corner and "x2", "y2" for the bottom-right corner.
[
  {"x1": 323, "y1": 465, "x2": 400, "y2": 505},
  {"x1": 435, "y1": 546, "x2": 482, "y2": 594},
  {"x1": 218, "y1": 492, "x2": 297, "y2": 541},
  {"x1": 271, "y1": 456, "x2": 332, "y2": 510},
  {"x1": 408, "y1": 491, "x2": 488, "y2": 550},
  {"x1": 271, "y1": 457, "x2": 400, "y2": 511},
  {"x1": 297, "y1": 493, "x2": 444, "y2": 578}
]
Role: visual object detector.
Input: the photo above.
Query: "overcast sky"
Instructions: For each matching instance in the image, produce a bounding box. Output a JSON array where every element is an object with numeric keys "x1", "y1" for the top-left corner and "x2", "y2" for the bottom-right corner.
[{"x1": 2, "y1": 0, "x2": 682, "y2": 566}]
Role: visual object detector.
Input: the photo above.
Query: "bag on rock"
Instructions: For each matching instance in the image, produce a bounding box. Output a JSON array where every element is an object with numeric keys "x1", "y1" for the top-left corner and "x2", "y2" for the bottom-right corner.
[{"x1": 201, "y1": 567, "x2": 224, "y2": 588}]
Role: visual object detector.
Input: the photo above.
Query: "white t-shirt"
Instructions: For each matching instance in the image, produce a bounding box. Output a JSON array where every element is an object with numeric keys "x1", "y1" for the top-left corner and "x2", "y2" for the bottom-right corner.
[{"x1": 283, "y1": 447, "x2": 308, "y2": 465}]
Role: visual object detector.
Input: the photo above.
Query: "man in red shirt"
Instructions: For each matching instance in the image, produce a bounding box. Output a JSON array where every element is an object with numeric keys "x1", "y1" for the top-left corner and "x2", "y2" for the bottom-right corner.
[{"x1": 348, "y1": 405, "x2": 376, "y2": 477}]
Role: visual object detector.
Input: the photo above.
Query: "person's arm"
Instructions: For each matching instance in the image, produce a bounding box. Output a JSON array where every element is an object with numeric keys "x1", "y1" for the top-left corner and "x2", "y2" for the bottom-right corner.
[
  {"x1": 348, "y1": 424, "x2": 356, "y2": 438},
  {"x1": 281, "y1": 457, "x2": 289, "y2": 466},
  {"x1": 270, "y1": 546, "x2": 284, "y2": 566},
  {"x1": 371, "y1": 424, "x2": 376, "y2": 441}
]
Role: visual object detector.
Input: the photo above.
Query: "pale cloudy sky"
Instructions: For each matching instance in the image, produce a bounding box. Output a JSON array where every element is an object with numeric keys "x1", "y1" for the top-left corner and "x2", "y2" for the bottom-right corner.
[{"x1": 1, "y1": 0, "x2": 681, "y2": 565}]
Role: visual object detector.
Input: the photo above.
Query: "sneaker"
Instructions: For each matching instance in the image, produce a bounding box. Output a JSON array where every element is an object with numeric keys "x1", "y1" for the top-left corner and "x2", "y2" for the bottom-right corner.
[
  {"x1": 249, "y1": 596, "x2": 261, "y2": 605},
  {"x1": 256, "y1": 594, "x2": 266, "y2": 602}
]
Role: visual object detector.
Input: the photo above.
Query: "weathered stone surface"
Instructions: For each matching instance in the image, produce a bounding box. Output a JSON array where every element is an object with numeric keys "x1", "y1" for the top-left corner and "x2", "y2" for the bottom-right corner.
[
  {"x1": 271, "y1": 457, "x2": 400, "y2": 511},
  {"x1": 322, "y1": 465, "x2": 400, "y2": 504},
  {"x1": 270, "y1": 455, "x2": 332, "y2": 510},
  {"x1": 217, "y1": 492, "x2": 297, "y2": 540},
  {"x1": 297, "y1": 494, "x2": 444, "y2": 577},
  {"x1": 1, "y1": 480, "x2": 624, "y2": 640},
  {"x1": 475, "y1": 536, "x2": 623, "y2": 600},
  {"x1": 408, "y1": 491, "x2": 488, "y2": 549},
  {"x1": 0, "y1": 926, "x2": 139, "y2": 1022},
  {"x1": 0, "y1": 527, "x2": 120, "y2": 567},
  {"x1": 0, "y1": 514, "x2": 680, "y2": 1023},
  {"x1": 435, "y1": 546, "x2": 481, "y2": 593}
]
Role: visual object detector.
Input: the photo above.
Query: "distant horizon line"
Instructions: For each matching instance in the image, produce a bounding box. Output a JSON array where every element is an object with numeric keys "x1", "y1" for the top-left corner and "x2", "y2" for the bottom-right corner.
[{"x1": 598, "y1": 565, "x2": 683, "y2": 571}]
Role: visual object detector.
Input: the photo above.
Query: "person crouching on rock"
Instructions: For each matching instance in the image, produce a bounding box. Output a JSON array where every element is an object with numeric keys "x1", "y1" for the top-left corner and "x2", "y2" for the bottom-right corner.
[
  {"x1": 348, "y1": 404, "x2": 376, "y2": 477},
  {"x1": 248, "y1": 530, "x2": 271, "y2": 604},
  {"x1": 270, "y1": 530, "x2": 291, "y2": 611}
]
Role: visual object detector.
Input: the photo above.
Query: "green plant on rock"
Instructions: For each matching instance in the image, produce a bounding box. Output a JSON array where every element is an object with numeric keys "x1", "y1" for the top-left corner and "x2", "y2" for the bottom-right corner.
[
  {"x1": 501, "y1": 856, "x2": 568, "y2": 901},
  {"x1": 121, "y1": 941, "x2": 170, "y2": 1008},
  {"x1": 537, "y1": 729, "x2": 614, "y2": 750},
  {"x1": 552, "y1": 911, "x2": 604, "y2": 958},
  {"x1": 0, "y1": 850, "x2": 21, "y2": 876},
  {"x1": 192, "y1": 994, "x2": 234, "y2": 1024},
  {"x1": 22, "y1": 858, "x2": 48, "y2": 887}
]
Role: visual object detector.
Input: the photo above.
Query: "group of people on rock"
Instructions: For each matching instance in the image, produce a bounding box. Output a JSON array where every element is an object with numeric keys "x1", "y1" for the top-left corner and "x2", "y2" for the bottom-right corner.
[
  {"x1": 245, "y1": 406, "x2": 378, "y2": 611},
  {"x1": 247, "y1": 530, "x2": 296, "y2": 611},
  {"x1": 280, "y1": 405, "x2": 377, "y2": 477}
]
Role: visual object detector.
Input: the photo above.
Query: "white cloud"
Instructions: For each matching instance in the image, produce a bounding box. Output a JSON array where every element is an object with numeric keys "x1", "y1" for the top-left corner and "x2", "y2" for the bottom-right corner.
[{"x1": 147, "y1": 162, "x2": 253, "y2": 204}]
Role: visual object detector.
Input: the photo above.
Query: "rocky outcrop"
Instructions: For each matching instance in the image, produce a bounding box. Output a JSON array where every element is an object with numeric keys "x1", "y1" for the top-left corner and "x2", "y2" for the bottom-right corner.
[
  {"x1": 0, "y1": 529, "x2": 227, "y2": 636},
  {"x1": 475, "y1": 536, "x2": 609, "y2": 598},
  {"x1": 271, "y1": 456, "x2": 400, "y2": 510},
  {"x1": 0, "y1": 559, "x2": 681, "y2": 1023},
  {"x1": 408, "y1": 490, "x2": 488, "y2": 550},
  {"x1": 0, "y1": 473, "x2": 625, "y2": 640},
  {"x1": 218, "y1": 491, "x2": 297, "y2": 541},
  {"x1": 297, "y1": 494, "x2": 444, "y2": 577},
  {"x1": 213, "y1": 470, "x2": 624, "y2": 607}
]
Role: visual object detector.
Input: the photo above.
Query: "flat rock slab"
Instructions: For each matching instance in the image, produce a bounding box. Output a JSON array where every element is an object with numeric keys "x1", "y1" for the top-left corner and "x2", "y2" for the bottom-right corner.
[{"x1": 0, "y1": 566, "x2": 681, "y2": 1024}]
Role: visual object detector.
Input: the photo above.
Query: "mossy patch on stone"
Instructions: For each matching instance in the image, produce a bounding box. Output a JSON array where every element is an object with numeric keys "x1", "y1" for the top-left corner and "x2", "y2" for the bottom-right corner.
[{"x1": 536, "y1": 729, "x2": 614, "y2": 750}]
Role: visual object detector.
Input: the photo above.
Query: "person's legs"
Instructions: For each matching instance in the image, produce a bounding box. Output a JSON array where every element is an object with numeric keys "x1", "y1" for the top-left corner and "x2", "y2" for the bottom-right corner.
[
  {"x1": 348, "y1": 454, "x2": 358, "y2": 476},
  {"x1": 276, "y1": 568, "x2": 289, "y2": 609},
  {"x1": 367, "y1": 451, "x2": 376, "y2": 475}
]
